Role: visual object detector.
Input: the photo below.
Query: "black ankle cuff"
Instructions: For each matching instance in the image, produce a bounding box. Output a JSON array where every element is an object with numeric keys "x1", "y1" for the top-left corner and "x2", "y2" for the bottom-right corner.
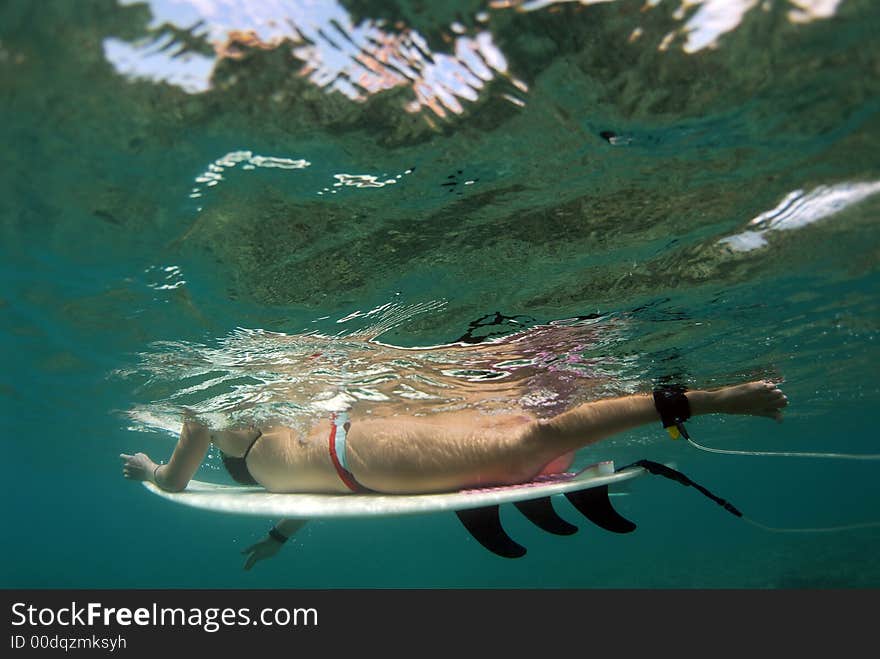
[{"x1": 653, "y1": 386, "x2": 691, "y2": 429}]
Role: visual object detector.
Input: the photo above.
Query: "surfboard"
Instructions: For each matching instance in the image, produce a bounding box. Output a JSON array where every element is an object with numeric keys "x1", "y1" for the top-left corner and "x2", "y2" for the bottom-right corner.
[
  {"x1": 143, "y1": 460, "x2": 643, "y2": 519},
  {"x1": 144, "y1": 461, "x2": 645, "y2": 558}
]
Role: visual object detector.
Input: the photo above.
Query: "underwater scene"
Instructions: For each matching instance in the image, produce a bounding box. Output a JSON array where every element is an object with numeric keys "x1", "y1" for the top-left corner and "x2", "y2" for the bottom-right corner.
[{"x1": 1, "y1": 0, "x2": 879, "y2": 588}]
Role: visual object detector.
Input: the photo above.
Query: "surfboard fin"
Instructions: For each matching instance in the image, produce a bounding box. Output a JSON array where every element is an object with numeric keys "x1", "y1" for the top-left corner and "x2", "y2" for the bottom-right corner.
[
  {"x1": 455, "y1": 505, "x2": 527, "y2": 558},
  {"x1": 514, "y1": 497, "x2": 578, "y2": 536},
  {"x1": 565, "y1": 485, "x2": 637, "y2": 534}
]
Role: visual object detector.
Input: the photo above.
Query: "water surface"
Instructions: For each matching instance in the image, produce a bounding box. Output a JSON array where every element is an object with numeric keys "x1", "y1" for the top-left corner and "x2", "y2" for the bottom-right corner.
[{"x1": 1, "y1": 0, "x2": 878, "y2": 588}]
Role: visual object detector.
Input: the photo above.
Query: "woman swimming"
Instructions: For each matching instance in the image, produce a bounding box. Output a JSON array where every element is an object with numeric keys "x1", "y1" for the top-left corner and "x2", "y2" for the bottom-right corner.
[{"x1": 121, "y1": 378, "x2": 788, "y2": 569}]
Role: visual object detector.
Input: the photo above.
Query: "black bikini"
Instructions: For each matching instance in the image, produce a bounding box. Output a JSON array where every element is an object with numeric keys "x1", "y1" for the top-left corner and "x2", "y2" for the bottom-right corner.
[{"x1": 220, "y1": 430, "x2": 263, "y2": 485}]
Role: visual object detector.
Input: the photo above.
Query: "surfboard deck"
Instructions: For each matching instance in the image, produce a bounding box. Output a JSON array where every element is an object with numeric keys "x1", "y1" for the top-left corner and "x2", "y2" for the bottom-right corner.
[{"x1": 143, "y1": 460, "x2": 644, "y2": 519}]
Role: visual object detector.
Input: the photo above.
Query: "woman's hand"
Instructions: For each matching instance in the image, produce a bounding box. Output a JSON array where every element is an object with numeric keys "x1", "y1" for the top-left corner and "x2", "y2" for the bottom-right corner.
[
  {"x1": 241, "y1": 536, "x2": 283, "y2": 571},
  {"x1": 120, "y1": 452, "x2": 158, "y2": 482}
]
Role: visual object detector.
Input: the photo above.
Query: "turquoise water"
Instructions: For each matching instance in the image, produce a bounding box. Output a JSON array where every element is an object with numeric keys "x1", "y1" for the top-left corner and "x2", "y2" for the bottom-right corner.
[{"x1": 2, "y1": 0, "x2": 879, "y2": 588}]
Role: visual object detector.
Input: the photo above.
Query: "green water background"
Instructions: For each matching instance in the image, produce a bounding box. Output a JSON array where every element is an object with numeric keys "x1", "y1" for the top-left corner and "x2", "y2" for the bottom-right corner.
[{"x1": 1, "y1": 0, "x2": 879, "y2": 587}]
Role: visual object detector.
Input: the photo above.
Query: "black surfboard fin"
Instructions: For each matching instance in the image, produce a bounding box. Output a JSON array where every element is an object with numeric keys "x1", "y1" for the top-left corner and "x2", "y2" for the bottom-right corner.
[
  {"x1": 455, "y1": 505, "x2": 527, "y2": 558},
  {"x1": 514, "y1": 497, "x2": 578, "y2": 536},
  {"x1": 564, "y1": 485, "x2": 636, "y2": 534}
]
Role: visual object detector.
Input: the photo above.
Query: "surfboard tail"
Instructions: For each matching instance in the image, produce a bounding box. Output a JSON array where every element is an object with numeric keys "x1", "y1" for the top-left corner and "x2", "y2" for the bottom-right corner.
[
  {"x1": 514, "y1": 497, "x2": 578, "y2": 535},
  {"x1": 564, "y1": 485, "x2": 637, "y2": 534},
  {"x1": 456, "y1": 485, "x2": 637, "y2": 558},
  {"x1": 455, "y1": 506, "x2": 527, "y2": 559}
]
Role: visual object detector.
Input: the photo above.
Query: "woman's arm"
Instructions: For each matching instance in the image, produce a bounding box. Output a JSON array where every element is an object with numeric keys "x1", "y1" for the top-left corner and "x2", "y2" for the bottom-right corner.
[
  {"x1": 121, "y1": 419, "x2": 211, "y2": 492},
  {"x1": 241, "y1": 519, "x2": 308, "y2": 571}
]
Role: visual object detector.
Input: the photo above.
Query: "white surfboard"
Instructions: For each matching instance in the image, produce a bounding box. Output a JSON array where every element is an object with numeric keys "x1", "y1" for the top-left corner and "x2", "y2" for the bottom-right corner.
[{"x1": 143, "y1": 460, "x2": 644, "y2": 519}]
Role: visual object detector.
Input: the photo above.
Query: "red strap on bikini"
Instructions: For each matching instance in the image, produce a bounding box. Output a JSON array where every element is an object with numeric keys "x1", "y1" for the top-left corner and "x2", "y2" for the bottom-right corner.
[{"x1": 328, "y1": 415, "x2": 362, "y2": 492}]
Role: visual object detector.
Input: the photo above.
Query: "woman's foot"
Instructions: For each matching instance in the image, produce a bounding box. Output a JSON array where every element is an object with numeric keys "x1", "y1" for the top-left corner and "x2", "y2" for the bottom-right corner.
[{"x1": 689, "y1": 380, "x2": 788, "y2": 422}]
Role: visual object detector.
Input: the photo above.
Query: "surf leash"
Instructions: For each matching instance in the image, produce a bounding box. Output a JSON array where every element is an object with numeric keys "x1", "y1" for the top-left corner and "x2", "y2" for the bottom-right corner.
[
  {"x1": 644, "y1": 385, "x2": 880, "y2": 532},
  {"x1": 653, "y1": 384, "x2": 880, "y2": 460},
  {"x1": 683, "y1": 436, "x2": 880, "y2": 460},
  {"x1": 616, "y1": 459, "x2": 742, "y2": 518}
]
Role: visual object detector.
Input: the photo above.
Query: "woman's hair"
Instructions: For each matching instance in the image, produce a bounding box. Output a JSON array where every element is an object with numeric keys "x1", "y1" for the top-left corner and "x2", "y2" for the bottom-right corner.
[{"x1": 220, "y1": 451, "x2": 258, "y2": 485}]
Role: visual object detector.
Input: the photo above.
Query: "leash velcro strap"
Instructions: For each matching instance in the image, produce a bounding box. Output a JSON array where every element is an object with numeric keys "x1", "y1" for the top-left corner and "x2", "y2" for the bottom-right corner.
[
  {"x1": 653, "y1": 386, "x2": 692, "y2": 440},
  {"x1": 620, "y1": 460, "x2": 742, "y2": 518}
]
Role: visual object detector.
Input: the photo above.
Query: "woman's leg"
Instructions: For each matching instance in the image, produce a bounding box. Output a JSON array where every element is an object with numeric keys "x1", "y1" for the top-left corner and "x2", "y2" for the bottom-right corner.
[
  {"x1": 525, "y1": 380, "x2": 788, "y2": 467},
  {"x1": 347, "y1": 413, "x2": 539, "y2": 493},
  {"x1": 349, "y1": 380, "x2": 787, "y2": 493}
]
